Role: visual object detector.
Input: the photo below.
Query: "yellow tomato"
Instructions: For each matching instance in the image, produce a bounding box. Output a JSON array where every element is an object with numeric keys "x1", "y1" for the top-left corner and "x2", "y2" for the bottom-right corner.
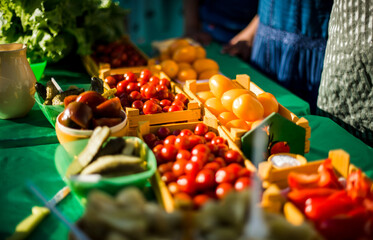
[
  {"x1": 257, "y1": 92, "x2": 279, "y2": 118},
  {"x1": 221, "y1": 89, "x2": 251, "y2": 112},
  {"x1": 168, "y1": 39, "x2": 190, "y2": 54},
  {"x1": 178, "y1": 62, "x2": 192, "y2": 71},
  {"x1": 177, "y1": 68, "x2": 197, "y2": 82},
  {"x1": 205, "y1": 97, "x2": 227, "y2": 117},
  {"x1": 193, "y1": 58, "x2": 219, "y2": 74},
  {"x1": 198, "y1": 69, "x2": 220, "y2": 80},
  {"x1": 196, "y1": 91, "x2": 214, "y2": 103},
  {"x1": 232, "y1": 94, "x2": 264, "y2": 122},
  {"x1": 226, "y1": 119, "x2": 250, "y2": 131},
  {"x1": 209, "y1": 74, "x2": 235, "y2": 98},
  {"x1": 161, "y1": 59, "x2": 179, "y2": 78},
  {"x1": 218, "y1": 111, "x2": 238, "y2": 125},
  {"x1": 172, "y1": 45, "x2": 197, "y2": 63},
  {"x1": 195, "y1": 46, "x2": 207, "y2": 59}
]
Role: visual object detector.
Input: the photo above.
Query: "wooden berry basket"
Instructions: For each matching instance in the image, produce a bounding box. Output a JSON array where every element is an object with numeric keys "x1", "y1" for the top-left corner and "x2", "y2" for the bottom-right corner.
[
  {"x1": 99, "y1": 66, "x2": 202, "y2": 136},
  {"x1": 183, "y1": 74, "x2": 311, "y2": 153},
  {"x1": 137, "y1": 118, "x2": 256, "y2": 213},
  {"x1": 81, "y1": 36, "x2": 149, "y2": 77},
  {"x1": 260, "y1": 149, "x2": 364, "y2": 225}
]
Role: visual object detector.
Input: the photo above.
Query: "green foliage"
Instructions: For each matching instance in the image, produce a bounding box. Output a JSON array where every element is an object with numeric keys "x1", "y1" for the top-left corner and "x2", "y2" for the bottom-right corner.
[{"x1": 0, "y1": 0, "x2": 128, "y2": 63}]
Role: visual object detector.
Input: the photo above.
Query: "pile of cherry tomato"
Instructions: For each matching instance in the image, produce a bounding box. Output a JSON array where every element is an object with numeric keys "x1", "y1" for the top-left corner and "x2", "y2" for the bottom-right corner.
[
  {"x1": 91, "y1": 41, "x2": 147, "y2": 68},
  {"x1": 142, "y1": 123, "x2": 253, "y2": 209},
  {"x1": 104, "y1": 70, "x2": 189, "y2": 115},
  {"x1": 287, "y1": 159, "x2": 373, "y2": 240}
]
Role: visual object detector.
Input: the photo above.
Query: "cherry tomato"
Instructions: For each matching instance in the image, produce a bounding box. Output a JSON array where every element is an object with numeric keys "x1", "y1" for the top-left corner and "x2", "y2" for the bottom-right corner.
[
  {"x1": 143, "y1": 85, "x2": 157, "y2": 99},
  {"x1": 180, "y1": 129, "x2": 193, "y2": 137},
  {"x1": 174, "y1": 135, "x2": 191, "y2": 150},
  {"x1": 140, "y1": 69, "x2": 151, "y2": 82},
  {"x1": 159, "y1": 78, "x2": 170, "y2": 88},
  {"x1": 160, "y1": 99, "x2": 172, "y2": 107},
  {"x1": 238, "y1": 168, "x2": 252, "y2": 178},
  {"x1": 126, "y1": 82, "x2": 140, "y2": 94},
  {"x1": 153, "y1": 144, "x2": 164, "y2": 154},
  {"x1": 161, "y1": 171, "x2": 177, "y2": 184},
  {"x1": 173, "y1": 159, "x2": 188, "y2": 177},
  {"x1": 188, "y1": 135, "x2": 204, "y2": 149},
  {"x1": 149, "y1": 76, "x2": 160, "y2": 85},
  {"x1": 185, "y1": 161, "x2": 202, "y2": 177},
  {"x1": 205, "y1": 142, "x2": 218, "y2": 154},
  {"x1": 226, "y1": 163, "x2": 243, "y2": 177},
  {"x1": 131, "y1": 100, "x2": 143, "y2": 110},
  {"x1": 153, "y1": 139, "x2": 164, "y2": 147},
  {"x1": 176, "y1": 149, "x2": 192, "y2": 160},
  {"x1": 174, "y1": 93, "x2": 189, "y2": 105},
  {"x1": 168, "y1": 104, "x2": 183, "y2": 112},
  {"x1": 195, "y1": 169, "x2": 216, "y2": 190},
  {"x1": 191, "y1": 144, "x2": 211, "y2": 156},
  {"x1": 224, "y1": 150, "x2": 243, "y2": 164},
  {"x1": 211, "y1": 136, "x2": 226, "y2": 145},
  {"x1": 204, "y1": 132, "x2": 217, "y2": 142},
  {"x1": 215, "y1": 167, "x2": 235, "y2": 184},
  {"x1": 171, "y1": 100, "x2": 185, "y2": 109},
  {"x1": 105, "y1": 75, "x2": 117, "y2": 87},
  {"x1": 137, "y1": 77, "x2": 148, "y2": 87},
  {"x1": 156, "y1": 84, "x2": 168, "y2": 92},
  {"x1": 194, "y1": 123, "x2": 209, "y2": 136},
  {"x1": 116, "y1": 80, "x2": 130, "y2": 96},
  {"x1": 172, "y1": 129, "x2": 181, "y2": 136},
  {"x1": 190, "y1": 153, "x2": 209, "y2": 166},
  {"x1": 216, "y1": 144, "x2": 229, "y2": 157},
  {"x1": 216, "y1": 182, "x2": 234, "y2": 199},
  {"x1": 162, "y1": 106, "x2": 170, "y2": 112},
  {"x1": 204, "y1": 162, "x2": 221, "y2": 173},
  {"x1": 164, "y1": 135, "x2": 176, "y2": 145},
  {"x1": 157, "y1": 89, "x2": 169, "y2": 100},
  {"x1": 213, "y1": 157, "x2": 226, "y2": 167},
  {"x1": 193, "y1": 194, "x2": 210, "y2": 209},
  {"x1": 177, "y1": 175, "x2": 196, "y2": 194},
  {"x1": 143, "y1": 100, "x2": 158, "y2": 114},
  {"x1": 234, "y1": 177, "x2": 252, "y2": 191},
  {"x1": 168, "y1": 182, "x2": 180, "y2": 195},
  {"x1": 160, "y1": 145, "x2": 178, "y2": 162},
  {"x1": 124, "y1": 71, "x2": 137, "y2": 82},
  {"x1": 158, "y1": 162, "x2": 173, "y2": 174},
  {"x1": 143, "y1": 133, "x2": 157, "y2": 147},
  {"x1": 157, "y1": 127, "x2": 171, "y2": 139},
  {"x1": 129, "y1": 91, "x2": 142, "y2": 102}
]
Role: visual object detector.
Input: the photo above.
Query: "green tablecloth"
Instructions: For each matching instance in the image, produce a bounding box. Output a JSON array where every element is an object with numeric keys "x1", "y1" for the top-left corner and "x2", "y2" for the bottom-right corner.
[{"x1": 1, "y1": 43, "x2": 372, "y2": 240}]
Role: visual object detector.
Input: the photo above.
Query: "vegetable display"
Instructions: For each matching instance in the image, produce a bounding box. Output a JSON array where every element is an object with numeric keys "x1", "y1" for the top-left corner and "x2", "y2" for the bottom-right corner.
[{"x1": 0, "y1": 0, "x2": 127, "y2": 63}]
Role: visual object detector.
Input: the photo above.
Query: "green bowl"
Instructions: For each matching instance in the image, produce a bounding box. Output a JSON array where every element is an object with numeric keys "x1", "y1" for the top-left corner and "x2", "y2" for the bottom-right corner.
[
  {"x1": 34, "y1": 92, "x2": 64, "y2": 127},
  {"x1": 54, "y1": 136, "x2": 157, "y2": 204},
  {"x1": 30, "y1": 61, "x2": 47, "y2": 81}
]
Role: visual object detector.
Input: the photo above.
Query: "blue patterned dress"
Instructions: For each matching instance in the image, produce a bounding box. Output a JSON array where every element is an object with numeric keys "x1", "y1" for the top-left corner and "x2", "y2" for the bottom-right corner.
[{"x1": 251, "y1": 0, "x2": 333, "y2": 113}]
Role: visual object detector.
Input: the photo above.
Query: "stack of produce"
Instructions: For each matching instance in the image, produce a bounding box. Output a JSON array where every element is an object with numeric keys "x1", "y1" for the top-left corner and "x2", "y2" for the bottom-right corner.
[
  {"x1": 142, "y1": 122, "x2": 253, "y2": 209},
  {"x1": 197, "y1": 74, "x2": 279, "y2": 131},
  {"x1": 158, "y1": 38, "x2": 220, "y2": 81}
]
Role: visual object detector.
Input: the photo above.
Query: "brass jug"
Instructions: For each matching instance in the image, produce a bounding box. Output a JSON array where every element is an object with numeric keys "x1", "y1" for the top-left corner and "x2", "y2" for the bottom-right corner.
[{"x1": 0, "y1": 43, "x2": 36, "y2": 119}]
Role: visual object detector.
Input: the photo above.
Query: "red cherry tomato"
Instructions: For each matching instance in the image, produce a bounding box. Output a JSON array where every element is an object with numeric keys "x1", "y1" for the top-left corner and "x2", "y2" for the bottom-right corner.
[
  {"x1": 195, "y1": 169, "x2": 216, "y2": 190},
  {"x1": 226, "y1": 163, "x2": 243, "y2": 177},
  {"x1": 216, "y1": 144, "x2": 229, "y2": 157},
  {"x1": 131, "y1": 100, "x2": 144, "y2": 110},
  {"x1": 191, "y1": 144, "x2": 211, "y2": 156},
  {"x1": 129, "y1": 91, "x2": 142, "y2": 102},
  {"x1": 211, "y1": 136, "x2": 226, "y2": 145},
  {"x1": 156, "y1": 84, "x2": 168, "y2": 92},
  {"x1": 174, "y1": 135, "x2": 191, "y2": 150},
  {"x1": 157, "y1": 162, "x2": 173, "y2": 174},
  {"x1": 164, "y1": 135, "x2": 176, "y2": 145},
  {"x1": 188, "y1": 135, "x2": 204, "y2": 149},
  {"x1": 205, "y1": 142, "x2": 218, "y2": 154},
  {"x1": 215, "y1": 167, "x2": 235, "y2": 184},
  {"x1": 143, "y1": 85, "x2": 157, "y2": 99},
  {"x1": 173, "y1": 159, "x2": 188, "y2": 177},
  {"x1": 216, "y1": 182, "x2": 234, "y2": 199},
  {"x1": 190, "y1": 153, "x2": 209, "y2": 166},
  {"x1": 149, "y1": 76, "x2": 160, "y2": 85},
  {"x1": 159, "y1": 78, "x2": 170, "y2": 88},
  {"x1": 161, "y1": 171, "x2": 177, "y2": 184},
  {"x1": 143, "y1": 133, "x2": 157, "y2": 147},
  {"x1": 172, "y1": 100, "x2": 185, "y2": 109},
  {"x1": 153, "y1": 144, "x2": 164, "y2": 154},
  {"x1": 174, "y1": 93, "x2": 188, "y2": 104},
  {"x1": 126, "y1": 82, "x2": 140, "y2": 94},
  {"x1": 160, "y1": 99, "x2": 172, "y2": 107},
  {"x1": 157, "y1": 127, "x2": 171, "y2": 139},
  {"x1": 234, "y1": 177, "x2": 252, "y2": 191},
  {"x1": 176, "y1": 149, "x2": 192, "y2": 160},
  {"x1": 143, "y1": 100, "x2": 158, "y2": 114},
  {"x1": 224, "y1": 150, "x2": 243, "y2": 164},
  {"x1": 177, "y1": 175, "x2": 196, "y2": 194},
  {"x1": 179, "y1": 129, "x2": 194, "y2": 137},
  {"x1": 185, "y1": 161, "x2": 202, "y2": 177},
  {"x1": 168, "y1": 104, "x2": 183, "y2": 112},
  {"x1": 153, "y1": 139, "x2": 164, "y2": 147},
  {"x1": 193, "y1": 194, "x2": 211, "y2": 209},
  {"x1": 172, "y1": 129, "x2": 181, "y2": 136},
  {"x1": 116, "y1": 80, "x2": 130, "y2": 96},
  {"x1": 160, "y1": 145, "x2": 178, "y2": 162},
  {"x1": 213, "y1": 157, "x2": 226, "y2": 168},
  {"x1": 105, "y1": 75, "x2": 117, "y2": 88},
  {"x1": 204, "y1": 132, "x2": 217, "y2": 142},
  {"x1": 238, "y1": 168, "x2": 252, "y2": 178},
  {"x1": 140, "y1": 69, "x2": 151, "y2": 81},
  {"x1": 162, "y1": 106, "x2": 170, "y2": 112},
  {"x1": 204, "y1": 162, "x2": 221, "y2": 173},
  {"x1": 137, "y1": 77, "x2": 148, "y2": 87},
  {"x1": 168, "y1": 182, "x2": 180, "y2": 195},
  {"x1": 194, "y1": 123, "x2": 209, "y2": 136},
  {"x1": 124, "y1": 71, "x2": 137, "y2": 82}
]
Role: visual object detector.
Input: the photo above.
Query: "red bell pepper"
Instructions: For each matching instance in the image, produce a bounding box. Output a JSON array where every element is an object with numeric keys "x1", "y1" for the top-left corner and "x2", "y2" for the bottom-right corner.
[
  {"x1": 287, "y1": 188, "x2": 339, "y2": 208},
  {"x1": 317, "y1": 158, "x2": 343, "y2": 189},
  {"x1": 346, "y1": 169, "x2": 372, "y2": 201},
  {"x1": 288, "y1": 172, "x2": 320, "y2": 189}
]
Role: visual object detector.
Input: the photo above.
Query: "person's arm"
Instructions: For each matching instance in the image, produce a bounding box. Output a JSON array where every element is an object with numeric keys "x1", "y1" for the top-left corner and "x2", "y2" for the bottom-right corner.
[{"x1": 230, "y1": 15, "x2": 259, "y2": 45}]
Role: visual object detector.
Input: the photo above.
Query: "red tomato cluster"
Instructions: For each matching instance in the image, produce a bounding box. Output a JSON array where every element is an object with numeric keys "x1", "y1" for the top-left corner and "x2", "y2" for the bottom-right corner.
[
  {"x1": 143, "y1": 123, "x2": 253, "y2": 208},
  {"x1": 61, "y1": 91, "x2": 122, "y2": 129},
  {"x1": 105, "y1": 70, "x2": 189, "y2": 115},
  {"x1": 287, "y1": 159, "x2": 373, "y2": 240},
  {"x1": 91, "y1": 41, "x2": 147, "y2": 68}
]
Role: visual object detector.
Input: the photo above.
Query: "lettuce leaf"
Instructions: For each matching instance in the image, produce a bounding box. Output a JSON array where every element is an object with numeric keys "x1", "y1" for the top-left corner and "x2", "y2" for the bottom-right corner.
[{"x1": 0, "y1": 0, "x2": 127, "y2": 63}]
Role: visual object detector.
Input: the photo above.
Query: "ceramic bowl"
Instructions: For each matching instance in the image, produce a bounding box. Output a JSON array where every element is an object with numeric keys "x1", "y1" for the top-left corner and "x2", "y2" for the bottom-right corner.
[{"x1": 55, "y1": 110, "x2": 128, "y2": 144}]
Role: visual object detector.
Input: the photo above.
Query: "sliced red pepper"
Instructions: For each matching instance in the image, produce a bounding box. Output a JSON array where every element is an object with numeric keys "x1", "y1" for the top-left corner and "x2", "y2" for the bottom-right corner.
[
  {"x1": 346, "y1": 169, "x2": 372, "y2": 201},
  {"x1": 287, "y1": 188, "x2": 338, "y2": 208},
  {"x1": 304, "y1": 190, "x2": 358, "y2": 221},
  {"x1": 288, "y1": 172, "x2": 320, "y2": 190},
  {"x1": 317, "y1": 158, "x2": 343, "y2": 189}
]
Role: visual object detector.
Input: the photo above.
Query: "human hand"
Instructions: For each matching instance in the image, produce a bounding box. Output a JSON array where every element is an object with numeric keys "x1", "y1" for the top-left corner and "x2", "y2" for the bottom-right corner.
[{"x1": 221, "y1": 40, "x2": 252, "y2": 61}]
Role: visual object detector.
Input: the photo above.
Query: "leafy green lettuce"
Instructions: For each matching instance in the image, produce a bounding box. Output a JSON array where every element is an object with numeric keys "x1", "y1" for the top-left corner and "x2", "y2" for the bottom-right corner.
[{"x1": 0, "y1": 0, "x2": 128, "y2": 63}]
